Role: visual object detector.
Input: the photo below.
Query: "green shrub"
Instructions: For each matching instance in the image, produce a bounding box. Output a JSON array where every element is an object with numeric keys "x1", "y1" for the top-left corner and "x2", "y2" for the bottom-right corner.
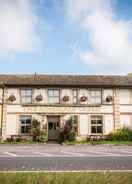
[
  {"x1": 67, "y1": 131, "x2": 76, "y2": 141},
  {"x1": 31, "y1": 119, "x2": 41, "y2": 141},
  {"x1": 16, "y1": 137, "x2": 21, "y2": 142},
  {"x1": 107, "y1": 128, "x2": 132, "y2": 141},
  {"x1": 39, "y1": 131, "x2": 48, "y2": 142}
]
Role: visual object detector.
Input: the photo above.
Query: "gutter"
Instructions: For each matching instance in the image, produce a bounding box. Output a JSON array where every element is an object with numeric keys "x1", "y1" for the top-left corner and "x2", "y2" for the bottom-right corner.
[{"x1": 0, "y1": 83, "x2": 5, "y2": 137}]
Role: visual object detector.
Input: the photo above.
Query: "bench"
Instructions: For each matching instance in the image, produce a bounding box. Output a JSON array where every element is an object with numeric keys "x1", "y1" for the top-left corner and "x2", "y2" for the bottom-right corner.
[{"x1": 88, "y1": 135, "x2": 105, "y2": 141}]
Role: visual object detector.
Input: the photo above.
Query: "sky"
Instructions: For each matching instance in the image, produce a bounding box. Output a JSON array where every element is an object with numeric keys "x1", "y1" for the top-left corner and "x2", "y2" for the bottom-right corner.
[{"x1": 0, "y1": 0, "x2": 132, "y2": 75}]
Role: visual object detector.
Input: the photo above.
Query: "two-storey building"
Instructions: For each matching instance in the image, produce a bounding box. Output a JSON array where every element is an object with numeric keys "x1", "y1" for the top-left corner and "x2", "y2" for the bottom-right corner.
[{"x1": 0, "y1": 74, "x2": 132, "y2": 140}]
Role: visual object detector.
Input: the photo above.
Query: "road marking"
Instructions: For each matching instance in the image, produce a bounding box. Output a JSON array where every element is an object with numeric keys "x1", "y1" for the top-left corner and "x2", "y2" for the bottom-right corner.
[
  {"x1": 60, "y1": 151, "x2": 85, "y2": 156},
  {"x1": 4, "y1": 152, "x2": 17, "y2": 157},
  {"x1": 84, "y1": 150, "x2": 121, "y2": 156},
  {"x1": 34, "y1": 152, "x2": 54, "y2": 157},
  {"x1": 119, "y1": 150, "x2": 132, "y2": 154},
  {"x1": 0, "y1": 154, "x2": 132, "y2": 158}
]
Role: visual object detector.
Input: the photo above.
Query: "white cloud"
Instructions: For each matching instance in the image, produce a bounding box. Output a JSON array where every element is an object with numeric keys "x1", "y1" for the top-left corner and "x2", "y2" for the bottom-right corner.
[
  {"x1": 65, "y1": 0, "x2": 132, "y2": 73},
  {"x1": 0, "y1": 0, "x2": 40, "y2": 53}
]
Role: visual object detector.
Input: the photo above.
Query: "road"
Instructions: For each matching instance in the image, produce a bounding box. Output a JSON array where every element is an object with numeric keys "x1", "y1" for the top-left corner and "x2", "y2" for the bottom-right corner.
[{"x1": 0, "y1": 144, "x2": 132, "y2": 171}]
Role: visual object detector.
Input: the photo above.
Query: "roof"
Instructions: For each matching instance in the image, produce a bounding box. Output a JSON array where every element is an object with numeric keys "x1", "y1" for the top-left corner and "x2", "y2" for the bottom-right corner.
[{"x1": 0, "y1": 74, "x2": 132, "y2": 88}]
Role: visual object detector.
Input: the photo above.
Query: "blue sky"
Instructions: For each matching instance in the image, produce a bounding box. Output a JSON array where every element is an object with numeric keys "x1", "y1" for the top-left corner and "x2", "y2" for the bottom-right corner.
[{"x1": 0, "y1": 0, "x2": 132, "y2": 75}]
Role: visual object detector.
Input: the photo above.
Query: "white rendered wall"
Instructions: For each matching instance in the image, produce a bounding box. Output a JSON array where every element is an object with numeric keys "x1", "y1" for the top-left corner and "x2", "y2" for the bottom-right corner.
[
  {"x1": 6, "y1": 114, "x2": 17, "y2": 136},
  {"x1": 6, "y1": 88, "x2": 20, "y2": 104},
  {"x1": 61, "y1": 89, "x2": 72, "y2": 104},
  {"x1": 104, "y1": 115, "x2": 114, "y2": 134},
  {"x1": 33, "y1": 88, "x2": 47, "y2": 104},
  {"x1": 120, "y1": 115, "x2": 131, "y2": 129},
  {"x1": 119, "y1": 89, "x2": 131, "y2": 104},
  {"x1": 79, "y1": 115, "x2": 89, "y2": 136}
]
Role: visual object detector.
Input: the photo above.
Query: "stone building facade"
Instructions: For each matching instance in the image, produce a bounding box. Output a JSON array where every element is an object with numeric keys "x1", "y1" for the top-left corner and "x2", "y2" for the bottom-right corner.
[{"x1": 0, "y1": 74, "x2": 132, "y2": 140}]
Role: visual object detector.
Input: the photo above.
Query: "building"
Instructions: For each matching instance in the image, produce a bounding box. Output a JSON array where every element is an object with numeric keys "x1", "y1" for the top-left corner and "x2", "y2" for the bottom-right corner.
[{"x1": 0, "y1": 74, "x2": 132, "y2": 140}]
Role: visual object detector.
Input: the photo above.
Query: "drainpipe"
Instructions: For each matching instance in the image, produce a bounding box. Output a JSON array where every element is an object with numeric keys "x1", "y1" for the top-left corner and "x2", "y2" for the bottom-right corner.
[{"x1": 1, "y1": 84, "x2": 5, "y2": 137}]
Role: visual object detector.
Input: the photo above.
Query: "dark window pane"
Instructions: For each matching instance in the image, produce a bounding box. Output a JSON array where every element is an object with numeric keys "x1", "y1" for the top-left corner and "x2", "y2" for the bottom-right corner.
[
  {"x1": 91, "y1": 120, "x2": 96, "y2": 124},
  {"x1": 97, "y1": 126, "x2": 102, "y2": 133},
  {"x1": 48, "y1": 122, "x2": 53, "y2": 130},
  {"x1": 91, "y1": 126, "x2": 96, "y2": 133},
  {"x1": 21, "y1": 120, "x2": 26, "y2": 124},
  {"x1": 25, "y1": 126, "x2": 30, "y2": 133},
  {"x1": 26, "y1": 119, "x2": 31, "y2": 124},
  {"x1": 21, "y1": 126, "x2": 25, "y2": 133},
  {"x1": 97, "y1": 120, "x2": 102, "y2": 124}
]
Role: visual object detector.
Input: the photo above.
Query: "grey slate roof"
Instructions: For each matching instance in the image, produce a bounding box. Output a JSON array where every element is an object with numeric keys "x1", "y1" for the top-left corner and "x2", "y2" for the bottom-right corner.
[{"x1": 0, "y1": 74, "x2": 132, "y2": 87}]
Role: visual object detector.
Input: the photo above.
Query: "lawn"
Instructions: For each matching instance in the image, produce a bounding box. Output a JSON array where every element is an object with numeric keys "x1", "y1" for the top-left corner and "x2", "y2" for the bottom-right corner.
[{"x1": 0, "y1": 172, "x2": 132, "y2": 184}]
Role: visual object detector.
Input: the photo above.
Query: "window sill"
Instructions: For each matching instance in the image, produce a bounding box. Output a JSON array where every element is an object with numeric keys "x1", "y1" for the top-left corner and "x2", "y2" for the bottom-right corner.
[{"x1": 21, "y1": 103, "x2": 102, "y2": 107}]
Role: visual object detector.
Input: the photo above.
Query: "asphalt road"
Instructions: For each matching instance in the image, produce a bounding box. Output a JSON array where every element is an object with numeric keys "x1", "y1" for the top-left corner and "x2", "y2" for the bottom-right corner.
[{"x1": 0, "y1": 144, "x2": 132, "y2": 171}]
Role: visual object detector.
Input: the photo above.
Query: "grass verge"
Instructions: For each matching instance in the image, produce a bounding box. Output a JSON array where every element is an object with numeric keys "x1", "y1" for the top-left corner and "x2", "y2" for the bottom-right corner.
[
  {"x1": 0, "y1": 172, "x2": 132, "y2": 184},
  {"x1": 64, "y1": 140, "x2": 132, "y2": 145}
]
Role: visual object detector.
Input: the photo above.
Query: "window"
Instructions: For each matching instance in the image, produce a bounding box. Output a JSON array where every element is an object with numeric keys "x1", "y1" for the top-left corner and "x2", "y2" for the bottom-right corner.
[
  {"x1": 48, "y1": 89, "x2": 60, "y2": 104},
  {"x1": 73, "y1": 89, "x2": 78, "y2": 104},
  {"x1": 91, "y1": 116, "x2": 103, "y2": 134},
  {"x1": 89, "y1": 90, "x2": 101, "y2": 104},
  {"x1": 21, "y1": 89, "x2": 32, "y2": 104},
  {"x1": 20, "y1": 115, "x2": 31, "y2": 134}
]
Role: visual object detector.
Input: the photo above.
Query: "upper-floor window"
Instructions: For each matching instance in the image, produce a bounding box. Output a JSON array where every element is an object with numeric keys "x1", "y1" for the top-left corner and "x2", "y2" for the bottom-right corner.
[
  {"x1": 21, "y1": 89, "x2": 32, "y2": 104},
  {"x1": 48, "y1": 89, "x2": 60, "y2": 104},
  {"x1": 89, "y1": 90, "x2": 101, "y2": 104},
  {"x1": 73, "y1": 89, "x2": 78, "y2": 104}
]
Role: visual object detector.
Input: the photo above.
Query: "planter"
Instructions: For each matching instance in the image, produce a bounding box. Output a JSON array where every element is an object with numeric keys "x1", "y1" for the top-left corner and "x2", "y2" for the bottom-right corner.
[
  {"x1": 35, "y1": 94, "x2": 43, "y2": 102},
  {"x1": 80, "y1": 96, "x2": 87, "y2": 102},
  {"x1": 8, "y1": 95, "x2": 16, "y2": 102},
  {"x1": 63, "y1": 96, "x2": 69, "y2": 102},
  {"x1": 106, "y1": 95, "x2": 113, "y2": 102}
]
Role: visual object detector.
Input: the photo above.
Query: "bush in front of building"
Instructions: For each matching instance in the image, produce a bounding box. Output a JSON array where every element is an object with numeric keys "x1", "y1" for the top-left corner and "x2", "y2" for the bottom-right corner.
[
  {"x1": 67, "y1": 130, "x2": 76, "y2": 141},
  {"x1": 107, "y1": 128, "x2": 132, "y2": 141},
  {"x1": 31, "y1": 119, "x2": 48, "y2": 142},
  {"x1": 39, "y1": 131, "x2": 48, "y2": 143},
  {"x1": 31, "y1": 119, "x2": 41, "y2": 141},
  {"x1": 59, "y1": 116, "x2": 77, "y2": 143}
]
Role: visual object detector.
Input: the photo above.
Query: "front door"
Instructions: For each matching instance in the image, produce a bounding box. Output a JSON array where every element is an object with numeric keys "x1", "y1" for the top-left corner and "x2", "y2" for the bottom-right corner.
[{"x1": 48, "y1": 116, "x2": 60, "y2": 140}]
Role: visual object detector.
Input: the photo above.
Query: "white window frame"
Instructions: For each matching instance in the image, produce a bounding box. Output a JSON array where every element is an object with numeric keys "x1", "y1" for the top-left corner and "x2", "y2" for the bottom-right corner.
[
  {"x1": 19, "y1": 115, "x2": 32, "y2": 135},
  {"x1": 90, "y1": 115, "x2": 103, "y2": 134},
  {"x1": 48, "y1": 89, "x2": 60, "y2": 104},
  {"x1": 20, "y1": 89, "x2": 32, "y2": 104},
  {"x1": 89, "y1": 89, "x2": 101, "y2": 104}
]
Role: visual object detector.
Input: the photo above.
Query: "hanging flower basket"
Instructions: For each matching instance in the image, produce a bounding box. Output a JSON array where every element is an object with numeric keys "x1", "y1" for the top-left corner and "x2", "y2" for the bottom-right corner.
[
  {"x1": 63, "y1": 96, "x2": 69, "y2": 102},
  {"x1": 106, "y1": 95, "x2": 113, "y2": 102},
  {"x1": 8, "y1": 95, "x2": 16, "y2": 102},
  {"x1": 35, "y1": 95, "x2": 43, "y2": 102},
  {"x1": 80, "y1": 96, "x2": 87, "y2": 102}
]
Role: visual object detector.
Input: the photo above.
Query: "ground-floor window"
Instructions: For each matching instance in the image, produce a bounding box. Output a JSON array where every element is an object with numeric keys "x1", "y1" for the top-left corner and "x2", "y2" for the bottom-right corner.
[
  {"x1": 91, "y1": 115, "x2": 103, "y2": 134},
  {"x1": 20, "y1": 115, "x2": 32, "y2": 134}
]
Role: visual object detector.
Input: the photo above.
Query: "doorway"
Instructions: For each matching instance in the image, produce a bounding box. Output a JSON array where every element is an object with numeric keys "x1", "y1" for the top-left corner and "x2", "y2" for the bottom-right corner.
[{"x1": 47, "y1": 116, "x2": 60, "y2": 141}]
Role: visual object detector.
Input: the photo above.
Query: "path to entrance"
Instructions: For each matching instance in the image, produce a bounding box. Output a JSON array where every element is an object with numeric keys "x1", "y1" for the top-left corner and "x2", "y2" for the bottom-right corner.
[{"x1": 0, "y1": 144, "x2": 132, "y2": 170}]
